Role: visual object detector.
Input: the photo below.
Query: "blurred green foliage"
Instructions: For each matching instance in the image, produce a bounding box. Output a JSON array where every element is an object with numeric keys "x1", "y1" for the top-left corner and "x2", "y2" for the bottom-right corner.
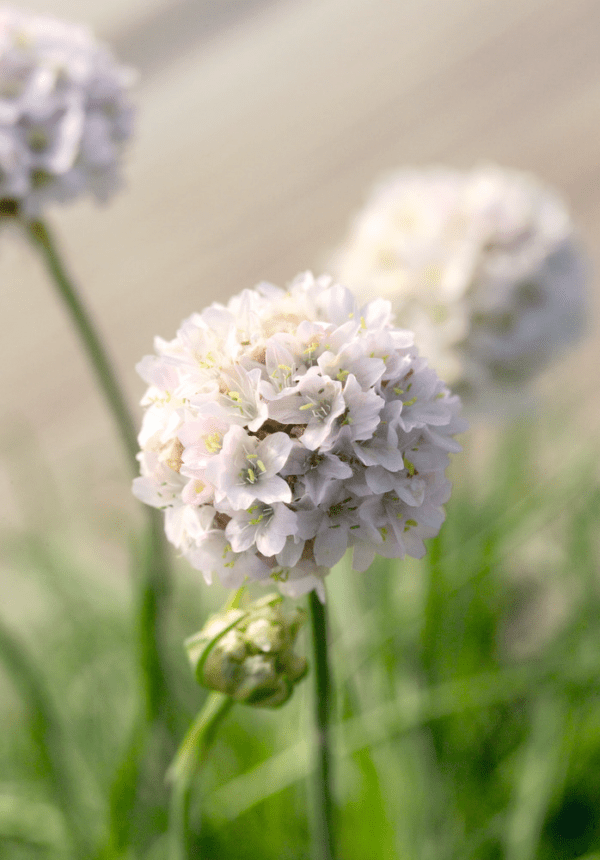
[{"x1": 1, "y1": 424, "x2": 599, "y2": 859}]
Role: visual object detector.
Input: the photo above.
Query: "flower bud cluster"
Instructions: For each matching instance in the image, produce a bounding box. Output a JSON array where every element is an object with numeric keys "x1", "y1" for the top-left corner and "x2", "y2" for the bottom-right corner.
[
  {"x1": 185, "y1": 594, "x2": 307, "y2": 708},
  {"x1": 133, "y1": 272, "x2": 465, "y2": 599},
  {"x1": 331, "y1": 164, "x2": 586, "y2": 411},
  {"x1": 0, "y1": 7, "x2": 134, "y2": 215}
]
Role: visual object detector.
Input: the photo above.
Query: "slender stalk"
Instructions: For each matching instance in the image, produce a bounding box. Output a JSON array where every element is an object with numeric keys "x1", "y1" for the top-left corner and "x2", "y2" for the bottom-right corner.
[
  {"x1": 25, "y1": 217, "x2": 172, "y2": 714},
  {"x1": 308, "y1": 589, "x2": 335, "y2": 860},
  {"x1": 138, "y1": 511, "x2": 173, "y2": 722},
  {"x1": 24, "y1": 218, "x2": 139, "y2": 472},
  {"x1": 24, "y1": 217, "x2": 175, "y2": 850},
  {"x1": 169, "y1": 693, "x2": 234, "y2": 860}
]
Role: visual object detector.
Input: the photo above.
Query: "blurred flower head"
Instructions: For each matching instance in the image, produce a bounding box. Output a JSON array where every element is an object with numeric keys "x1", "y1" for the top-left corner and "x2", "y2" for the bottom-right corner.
[
  {"x1": 133, "y1": 272, "x2": 465, "y2": 599},
  {"x1": 0, "y1": 6, "x2": 135, "y2": 216},
  {"x1": 330, "y1": 164, "x2": 587, "y2": 412},
  {"x1": 186, "y1": 594, "x2": 307, "y2": 708}
]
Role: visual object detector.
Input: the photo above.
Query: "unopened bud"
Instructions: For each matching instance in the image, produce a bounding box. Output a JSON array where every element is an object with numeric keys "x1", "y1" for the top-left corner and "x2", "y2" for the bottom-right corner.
[{"x1": 185, "y1": 594, "x2": 307, "y2": 708}]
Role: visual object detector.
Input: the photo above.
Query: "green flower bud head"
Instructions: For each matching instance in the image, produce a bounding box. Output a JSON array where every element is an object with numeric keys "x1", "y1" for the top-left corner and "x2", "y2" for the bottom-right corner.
[{"x1": 185, "y1": 594, "x2": 308, "y2": 708}]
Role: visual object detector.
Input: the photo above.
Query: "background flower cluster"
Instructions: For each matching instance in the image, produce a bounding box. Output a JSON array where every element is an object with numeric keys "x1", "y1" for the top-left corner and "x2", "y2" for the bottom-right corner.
[
  {"x1": 331, "y1": 164, "x2": 586, "y2": 411},
  {"x1": 0, "y1": 6, "x2": 134, "y2": 214}
]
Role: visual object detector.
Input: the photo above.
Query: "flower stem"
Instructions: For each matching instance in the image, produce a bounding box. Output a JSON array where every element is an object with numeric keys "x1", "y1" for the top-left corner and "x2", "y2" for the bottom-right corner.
[
  {"x1": 24, "y1": 218, "x2": 172, "y2": 718},
  {"x1": 24, "y1": 218, "x2": 139, "y2": 472},
  {"x1": 308, "y1": 588, "x2": 335, "y2": 860},
  {"x1": 168, "y1": 693, "x2": 234, "y2": 860},
  {"x1": 24, "y1": 217, "x2": 176, "y2": 853}
]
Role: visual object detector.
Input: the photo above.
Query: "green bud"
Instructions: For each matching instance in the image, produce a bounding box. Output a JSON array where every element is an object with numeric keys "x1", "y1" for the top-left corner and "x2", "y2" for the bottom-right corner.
[{"x1": 185, "y1": 594, "x2": 308, "y2": 708}]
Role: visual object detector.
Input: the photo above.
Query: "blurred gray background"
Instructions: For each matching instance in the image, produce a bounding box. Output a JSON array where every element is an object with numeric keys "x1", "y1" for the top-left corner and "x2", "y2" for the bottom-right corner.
[{"x1": 1, "y1": 0, "x2": 599, "y2": 570}]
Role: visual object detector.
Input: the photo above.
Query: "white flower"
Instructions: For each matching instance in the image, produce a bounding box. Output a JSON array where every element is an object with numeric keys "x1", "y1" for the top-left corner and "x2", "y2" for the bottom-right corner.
[
  {"x1": 0, "y1": 6, "x2": 134, "y2": 215},
  {"x1": 226, "y1": 502, "x2": 298, "y2": 557},
  {"x1": 133, "y1": 272, "x2": 466, "y2": 598},
  {"x1": 204, "y1": 425, "x2": 293, "y2": 510},
  {"x1": 330, "y1": 164, "x2": 587, "y2": 412},
  {"x1": 266, "y1": 365, "x2": 347, "y2": 451}
]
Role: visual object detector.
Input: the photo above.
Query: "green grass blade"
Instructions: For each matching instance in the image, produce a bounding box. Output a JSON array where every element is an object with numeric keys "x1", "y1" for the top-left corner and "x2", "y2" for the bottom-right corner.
[
  {"x1": 503, "y1": 699, "x2": 569, "y2": 860},
  {"x1": 0, "y1": 617, "x2": 94, "y2": 859},
  {"x1": 0, "y1": 788, "x2": 65, "y2": 852}
]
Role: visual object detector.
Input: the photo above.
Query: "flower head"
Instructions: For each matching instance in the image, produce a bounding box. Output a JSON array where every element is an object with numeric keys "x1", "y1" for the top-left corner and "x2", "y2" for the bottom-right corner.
[
  {"x1": 330, "y1": 164, "x2": 587, "y2": 412},
  {"x1": 133, "y1": 272, "x2": 465, "y2": 599},
  {"x1": 0, "y1": 6, "x2": 134, "y2": 216}
]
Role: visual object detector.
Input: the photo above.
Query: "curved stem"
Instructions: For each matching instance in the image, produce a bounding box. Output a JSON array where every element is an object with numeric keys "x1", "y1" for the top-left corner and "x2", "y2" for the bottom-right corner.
[
  {"x1": 308, "y1": 588, "x2": 335, "y2": 860},
  {"x1": 168, "y1": 693, "x2": 234, "y2": 860},
  {"x1": 25, "y1": 217, "x2": 172, "y2": 716},
  {"x1": 24, "y1": 218, "x2": 139, "y2": 473},
  {"x1": 24, "y1": 217, "x2": 175, "y2": 850}
]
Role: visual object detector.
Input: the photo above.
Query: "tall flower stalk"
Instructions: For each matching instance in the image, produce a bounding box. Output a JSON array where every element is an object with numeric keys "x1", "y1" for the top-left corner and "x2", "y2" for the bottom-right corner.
[
  {"x1": 308, "y1": 588, "x2": 335, "y2": 860},
  {"x1": 22, "y1": 213, "x2": 175, "y2": 857},
  {"x1": 25, "y1": 220, "x2": 139, "y2": 468},
  {"x1": 23, "y1": 218, "x2": 171, "y2": 728},
  {"x1": 168, "y1": 692, "x2": 234, "y2": 860}
]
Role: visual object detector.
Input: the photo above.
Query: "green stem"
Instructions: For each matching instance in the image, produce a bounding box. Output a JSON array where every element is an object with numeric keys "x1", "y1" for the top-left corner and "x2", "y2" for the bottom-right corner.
[
  {"x1": 169, "y1": 693, "x2": 234, "y2": 860},
  {"x1": 24, "y1": 217, "x2": 175, "y2": 850},
  {"x1": 25, "y1": 217, "x2": 172, "y2": 718},
  {"x1": 24, "y1": 218, "x2": 139, "y2": 473},
  {"x1": 138, "y1": 511, "x2": 173, "y2": 723},
  {"x1": 308, "y1": 589, "x2": 335, "y2": 860}
]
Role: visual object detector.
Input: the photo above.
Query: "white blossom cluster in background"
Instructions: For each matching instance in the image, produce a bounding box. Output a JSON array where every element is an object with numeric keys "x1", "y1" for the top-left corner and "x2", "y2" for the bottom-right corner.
[
  {"x1": 331, "y1": 164, "x2": 586, "y2": 412},
  {"x1": 133, "y1": 273, "x2": 465, "y2": 600},
  {"x1": 0, "y1": 6, "x2": 134, "y2": 215}
]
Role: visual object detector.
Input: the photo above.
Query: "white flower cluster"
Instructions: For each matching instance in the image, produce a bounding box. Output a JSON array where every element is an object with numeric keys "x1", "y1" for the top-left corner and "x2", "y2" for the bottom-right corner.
[
  {"x1": 133, "y1": 273, "x2": 464, "y2": 600},
  {"x1": 330, "y1": 164, "x2": 586, "y2": 411},
  {"x1": 0, "y1": 6, "x2": 134, "y2": 215}
]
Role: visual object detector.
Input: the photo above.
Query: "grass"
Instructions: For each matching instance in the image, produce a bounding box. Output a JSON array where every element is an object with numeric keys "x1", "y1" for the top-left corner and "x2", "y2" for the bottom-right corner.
[{"x1": 1, "y1": 422, "x2": 600, "y2": 859}]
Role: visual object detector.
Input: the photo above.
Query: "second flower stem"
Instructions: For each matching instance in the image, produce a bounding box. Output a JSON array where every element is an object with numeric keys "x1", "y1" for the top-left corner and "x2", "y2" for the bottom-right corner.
[
  {"x1": 25, "y1": 219, "x2": 139, "y2": 471},
  {"x1": 24, "y1": 216, "x2": 176, "y2": 856},
  {"x1": 308, "y1": 588, "x2": 335, "y2": 860},
  {"x1": 169, "y1": 693, "x2": 234, "y2": 860},
  {"x1": 25, "y1": 218, "x2": 171, "y2": 722}
]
